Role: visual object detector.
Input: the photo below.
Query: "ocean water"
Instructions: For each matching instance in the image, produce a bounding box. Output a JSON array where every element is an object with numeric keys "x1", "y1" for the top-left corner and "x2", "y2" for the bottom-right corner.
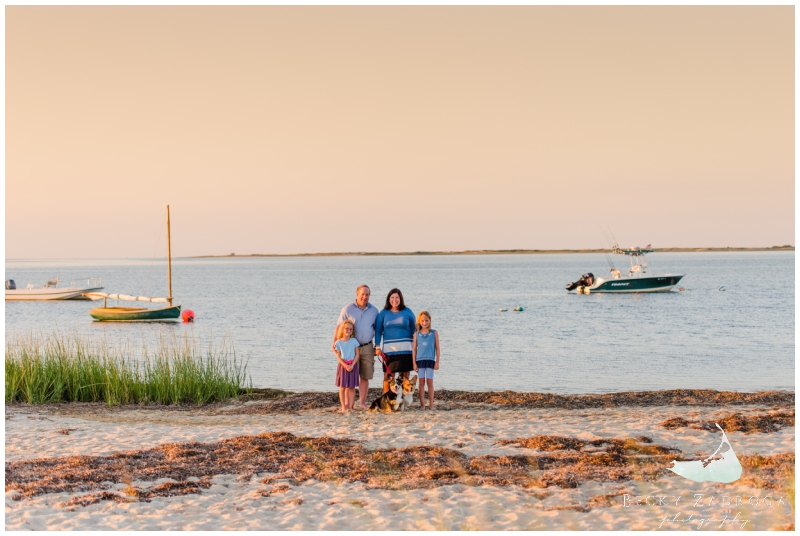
[{"x1": 4, "y1": 252, "x2": 794, "y2": 394}]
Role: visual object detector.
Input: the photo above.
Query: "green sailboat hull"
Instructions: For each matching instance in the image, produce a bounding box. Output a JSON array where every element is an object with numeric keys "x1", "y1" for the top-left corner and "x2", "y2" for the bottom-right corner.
[{"x1": 89, "y1": 305, "x2": 182, "y2": 322}]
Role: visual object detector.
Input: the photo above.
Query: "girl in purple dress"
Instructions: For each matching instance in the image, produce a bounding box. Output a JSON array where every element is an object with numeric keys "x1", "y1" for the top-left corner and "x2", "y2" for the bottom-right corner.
[{"x1": 334, "y1": 319, "x2": 360, "y2": 413}]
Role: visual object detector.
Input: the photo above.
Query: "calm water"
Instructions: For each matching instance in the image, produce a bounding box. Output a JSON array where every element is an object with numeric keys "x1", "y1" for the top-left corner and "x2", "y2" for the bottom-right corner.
[{"x1": 5, "y1": 252, "x2": 794, "y2": 394}]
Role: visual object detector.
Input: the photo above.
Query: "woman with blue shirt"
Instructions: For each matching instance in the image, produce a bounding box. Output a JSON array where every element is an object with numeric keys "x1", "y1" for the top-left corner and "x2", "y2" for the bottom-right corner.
[{"x1": 374, "y1": 288, "x2": 416, "y2": 393}]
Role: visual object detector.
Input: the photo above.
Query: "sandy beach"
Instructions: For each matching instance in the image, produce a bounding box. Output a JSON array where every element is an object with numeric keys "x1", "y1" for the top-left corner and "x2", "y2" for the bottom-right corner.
[{"x1": 6, "y1": 390, "x2": 794, "y2": 531}]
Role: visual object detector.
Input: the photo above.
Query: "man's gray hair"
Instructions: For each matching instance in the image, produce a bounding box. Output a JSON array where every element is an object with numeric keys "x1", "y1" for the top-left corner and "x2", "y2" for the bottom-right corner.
[{"x1": 356, "y1": 285, "x2": 370, "y2": 294}]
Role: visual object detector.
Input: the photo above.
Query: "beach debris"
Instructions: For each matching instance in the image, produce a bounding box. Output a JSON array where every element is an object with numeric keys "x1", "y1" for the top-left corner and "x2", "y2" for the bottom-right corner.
[
  {"x1": 514, "y1": 307, "x2": 524, "y2": 311},
  {"x1": 495, "y1": 435, "x2": 586, "y2": 451},
  {"x1": 58, "y1": 491, "x2": 134, "y2": 509},
  {"x1": 586, "y1": 493, "x2": 622, "y2": 509},
  {"x1": 737, "y1": 452, "x2": 795, "y2": 492},
  {"x1": 659, "y1": 410, "x2": 794, "y2": 434},
  {"x1": 257, "y1": 483, "x2": 291, "y2": 495},
  {"x1": 18, "y1": 389, "x2": 794, "y2": 419},
  {"x1": 660, "y1": 416, "x2": 691, "y2": 429},
  {"x1": 3, "y1": 433, "x2": 668, "y2": 498},
  {"x1": 144, "y1": 479, "x2": 213, "y2": 498},
  {"x1": 6, "y1": 430, "x2": 794, "y2": 512},
  {"x1": 428, "y1": 389, "x2": 794, "y2": 411},
  {"x1": 55, "y1": 428, "x2": 78, "y2": 435}
]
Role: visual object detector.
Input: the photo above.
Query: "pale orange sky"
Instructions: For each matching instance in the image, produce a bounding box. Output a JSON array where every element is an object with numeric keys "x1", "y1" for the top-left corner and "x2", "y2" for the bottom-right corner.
[{"x1": 5, "y1": 6, "x2": 795, "y2": 258}]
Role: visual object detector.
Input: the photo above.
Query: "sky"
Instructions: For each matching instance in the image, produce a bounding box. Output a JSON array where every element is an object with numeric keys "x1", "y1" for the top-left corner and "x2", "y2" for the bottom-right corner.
[{"x1": 5, "y1": 6, "x2": 795, "y2": 258}]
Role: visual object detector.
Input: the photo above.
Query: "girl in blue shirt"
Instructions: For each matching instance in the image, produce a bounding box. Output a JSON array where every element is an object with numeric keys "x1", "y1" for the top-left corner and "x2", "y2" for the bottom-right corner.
[
  {"x1": 334, "y1": 320, "x2": 360, "y2": 413},
  {"x1": 413, "y1": 311, "x2": 440, "y2": 410},
  {"x1": 374, "y1": 288, "x2": 416, "y2": 394}
]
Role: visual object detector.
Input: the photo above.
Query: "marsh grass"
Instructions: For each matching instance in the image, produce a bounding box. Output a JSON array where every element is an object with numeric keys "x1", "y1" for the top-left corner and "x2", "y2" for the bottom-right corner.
[{"x1": 5, "y1": 331, "x2": 251, "y2": 405}]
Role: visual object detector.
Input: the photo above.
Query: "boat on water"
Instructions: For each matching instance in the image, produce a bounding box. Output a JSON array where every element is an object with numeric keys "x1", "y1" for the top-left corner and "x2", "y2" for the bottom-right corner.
[
  {"x1": 566, "y1": 244, "x2": 684, "y2": 294},
  {"x1": 5, "y1": 277, "x2": 103, "y2": 301},
  {"x1": 84, "y1": 206, "x2": 181, "y2": 321}
]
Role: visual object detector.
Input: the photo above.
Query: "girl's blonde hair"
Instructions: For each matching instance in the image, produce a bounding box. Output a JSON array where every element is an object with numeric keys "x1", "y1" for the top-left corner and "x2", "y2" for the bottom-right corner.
[
  {"x1": 336, "y1": 319, "x2": 356, "y2": 340},
  {"x1": 416, "y1": 310, "x2": 432, "y2": 330}
]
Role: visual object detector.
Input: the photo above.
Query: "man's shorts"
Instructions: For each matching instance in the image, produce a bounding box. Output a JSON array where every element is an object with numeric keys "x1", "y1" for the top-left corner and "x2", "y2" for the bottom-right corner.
[
  {"x1": 417, "y1": 367, "x2": 434, "y2": 380},
  {"x1": 358, "y1": 343, "x2": 375, "y2": 380}
]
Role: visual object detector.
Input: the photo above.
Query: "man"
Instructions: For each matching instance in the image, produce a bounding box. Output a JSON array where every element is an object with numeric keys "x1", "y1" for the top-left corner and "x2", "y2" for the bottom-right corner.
[{"x1": 333, "y1": 285, "x2": 379, "y2": 410}]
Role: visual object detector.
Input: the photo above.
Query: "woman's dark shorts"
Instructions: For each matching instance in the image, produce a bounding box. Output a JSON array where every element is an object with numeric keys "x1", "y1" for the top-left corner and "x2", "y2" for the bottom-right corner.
[{"x1": 383, "y1": 353, "x2": 414, "y2": 374}]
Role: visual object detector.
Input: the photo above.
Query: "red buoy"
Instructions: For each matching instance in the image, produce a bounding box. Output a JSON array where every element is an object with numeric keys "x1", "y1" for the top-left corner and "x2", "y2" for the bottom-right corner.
[{"x1": 182, "y1": 309, "x2": 195, "y2": 323}]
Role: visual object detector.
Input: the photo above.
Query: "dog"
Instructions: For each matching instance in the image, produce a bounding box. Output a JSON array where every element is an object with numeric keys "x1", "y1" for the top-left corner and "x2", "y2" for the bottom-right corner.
[
  {"x1": 369, "y1": 375, "x2": 402, "y2": 412},
  {"x1": 394, "y1": 374, "x2": 417, "y2": 412},
  {"x1": 368, "y1": 374, "x2": 418, "y2": 412}
]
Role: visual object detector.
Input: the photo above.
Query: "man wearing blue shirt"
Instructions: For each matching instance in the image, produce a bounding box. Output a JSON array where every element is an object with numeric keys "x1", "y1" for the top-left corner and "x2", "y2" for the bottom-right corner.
[{"x1": 333, "y1": 285, "x2": 379, "y2": 410}]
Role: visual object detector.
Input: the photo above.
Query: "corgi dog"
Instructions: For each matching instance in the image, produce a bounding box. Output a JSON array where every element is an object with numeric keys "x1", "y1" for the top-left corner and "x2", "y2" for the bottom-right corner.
[
  {"x1": 394, "y1": 374, "x2": 417, "y2": 412},
  {"x1": 369, "y1": 376, "x2": 402, "y2": 412}
]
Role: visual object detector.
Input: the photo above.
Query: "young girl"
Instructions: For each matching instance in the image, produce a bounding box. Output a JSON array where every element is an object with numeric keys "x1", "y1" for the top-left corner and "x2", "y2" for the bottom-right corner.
[
  {"x1": 334, "y1": 319, "x2": 360, "y2": 413},
  {"x1": 412, "y1": 311, "x2": 440, "y2": 410}
]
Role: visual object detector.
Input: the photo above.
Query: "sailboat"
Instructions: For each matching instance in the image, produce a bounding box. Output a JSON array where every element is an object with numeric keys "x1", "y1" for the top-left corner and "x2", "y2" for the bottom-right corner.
[{"x1": 84, "y1": 206, "x2": 182, "y2": 321}]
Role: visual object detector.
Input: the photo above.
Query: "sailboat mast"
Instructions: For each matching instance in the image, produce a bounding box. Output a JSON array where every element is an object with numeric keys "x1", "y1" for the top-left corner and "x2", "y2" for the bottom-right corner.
[{"x1": 166, "y1": 205, "x2": 173, "y2": 306}]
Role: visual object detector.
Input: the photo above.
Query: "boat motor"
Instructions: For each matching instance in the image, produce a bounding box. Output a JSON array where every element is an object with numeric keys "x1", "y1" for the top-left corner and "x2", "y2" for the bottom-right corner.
[
  {"x1": 566, "y1": 273, "x2": 594, "y2": 292},
  {"x1": 5, "y1": 279, "x2": 15, "y2": 290}
]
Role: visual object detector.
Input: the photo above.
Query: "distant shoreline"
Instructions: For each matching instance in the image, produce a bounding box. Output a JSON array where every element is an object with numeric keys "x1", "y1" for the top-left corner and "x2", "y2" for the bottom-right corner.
[{"x1": 191, "y1": 246, "x2": 794, "y2": 258}]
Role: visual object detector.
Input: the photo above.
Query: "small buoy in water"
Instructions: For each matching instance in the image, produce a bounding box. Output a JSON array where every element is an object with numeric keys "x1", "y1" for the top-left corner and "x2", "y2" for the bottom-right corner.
[
  {"x1": 499, "y1": 308, "x2": 508, "y2": 312},
  {"x1": 514, "y1": 307, "x2": 524, "y2": 311},
  {"x1": 678, "y1": 287, "x2": 685, "y2": 292},
  {"x1": 182, "y1": 309, "x2": 195, "y2": 322},
  {"x1": 719, "y1": 286, "x2": 726, "y2": 292}
]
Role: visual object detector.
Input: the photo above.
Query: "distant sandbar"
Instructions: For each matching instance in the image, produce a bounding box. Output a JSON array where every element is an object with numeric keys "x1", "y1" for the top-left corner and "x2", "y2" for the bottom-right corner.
[{"x1": 192, "y1": 246, "x2": 794, "y2": 258}]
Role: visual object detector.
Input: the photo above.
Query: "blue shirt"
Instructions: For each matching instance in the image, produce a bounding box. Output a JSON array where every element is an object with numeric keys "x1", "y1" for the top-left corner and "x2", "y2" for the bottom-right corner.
[
  {"x1": 337, "y1": 302, "x2": 379, "y2": 345},
  {"x1": 335, "y1": 338, "x2": 359, "y2": 362},
  {"x1": 415, "y1": 330, "x2": 437, "y2": 365},
  {"x1": 374, "y1": 308, "x2": 416, "y2": 356}
]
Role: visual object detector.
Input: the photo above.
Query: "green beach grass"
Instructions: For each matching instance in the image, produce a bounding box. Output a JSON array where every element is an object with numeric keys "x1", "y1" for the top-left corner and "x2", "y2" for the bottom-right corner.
[{"x1": 5, "y1": 332, "x2": 251, "y2": 406}]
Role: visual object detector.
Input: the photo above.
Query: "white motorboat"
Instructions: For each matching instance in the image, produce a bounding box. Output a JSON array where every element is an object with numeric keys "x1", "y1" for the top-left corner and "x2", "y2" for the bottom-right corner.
[
  {"x1": 567, "y1": 245, "x2": 684, "y2": 294},
  {"x1": 5, "y1": 277, "x2": 103, "y2": 300}
]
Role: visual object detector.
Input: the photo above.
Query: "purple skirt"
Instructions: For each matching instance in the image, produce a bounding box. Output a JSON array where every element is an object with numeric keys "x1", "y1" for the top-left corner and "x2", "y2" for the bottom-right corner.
[{"x1": 335, "y1": 362, "x2": 360, "y2": 388}]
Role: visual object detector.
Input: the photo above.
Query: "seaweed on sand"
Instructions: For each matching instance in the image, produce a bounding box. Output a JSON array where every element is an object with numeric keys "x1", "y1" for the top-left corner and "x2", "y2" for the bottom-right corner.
[
  {"x1": 7, "y1": 432, "x2": 793, "y2": 513},
  {"x1": 433, "y1": 389, "x2": 794, "y2": 409},
  {"x1": 738, "y1": 453, "x2": 795, "y2": 491},
  {"x1": 659, "y1": 410, "x2": 795, "y2": 434},
  {"x1": 6, "y1": 432, "x2": 677, "y2": 503},
  {"x1": 225, "y1": 389, "x2": 794, "y2": 415},
  {"x1": 484, "y1": 435, "x2": 680, "y2": 488}
]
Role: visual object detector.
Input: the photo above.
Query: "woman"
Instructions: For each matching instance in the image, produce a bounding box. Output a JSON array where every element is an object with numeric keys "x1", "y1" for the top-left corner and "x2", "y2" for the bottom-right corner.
[{"x1": 374, "y1": 288, "x2": 416, "y2": 393}]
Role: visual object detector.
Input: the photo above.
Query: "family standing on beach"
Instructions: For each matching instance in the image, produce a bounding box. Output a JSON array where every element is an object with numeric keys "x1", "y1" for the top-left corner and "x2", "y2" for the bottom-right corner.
[{"x1": 332, "y1": 285, "x2": 441, "y2": 413}]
